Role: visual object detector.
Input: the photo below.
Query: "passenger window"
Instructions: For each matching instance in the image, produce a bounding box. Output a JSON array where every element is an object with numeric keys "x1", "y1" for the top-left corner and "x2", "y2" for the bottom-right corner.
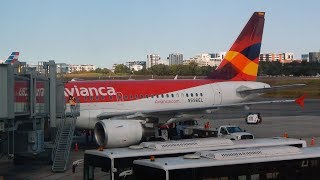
[
  {"x1": 96, "y1": 96, "x2": 99, "y2": 100},
  {"x1": 151, "y1": 94, "x2": 154, "y2": 98},
  {"x1": 130, "y1": 95, "x2": 133, "y2": 99},
  {"x1": 166, "y1": 94, "x2": 169, "y2": 98},
  {"x1": 195, "y1": 93, "x2": 198, "y2": 97},
  {"x1": 136, "y1": 95, "x2": 139, "y2": 99},
  {"x1": 140, "y1": 94, "x2": 144, "y2": 98},
  {"x1": 124, "y1": 95, "x2": 128, "y2": 100},
  {"x1": 171, "y1": 94, "x2": 174, "y2": 98},
  {"x1": 200, "y1": 93, "x2": 203, "y2": 97},
  {"x1": 156, "y1": 95, "x2": 159, "y2": 98},
  {"x1": 145, "y1": 95, "x2": 148, "y2": 98},
  {"x1": 186, "y1": 93, "x2": 189, "y2": 97},
  {"x1": 181, "y1": 93, "x2": 184, "y2": 98},
  {"x1": 176, "y1": 93, "x2": 179, "y2": 98},
  {"x1": 109, "y1": 95, "x2": 113, "y2": 100},
  {"x1": 102, "y1": 96, "x2": 105, "y2": 100},
  {"x1": 161, "y1": 94, "x2": 164, "y2": 98},
  {"x1": 90, "y1": 96, "x2": 93, "y2": 100},
  {"x1": 191, "y1": 93, "x2": 193, "y2": 97}
]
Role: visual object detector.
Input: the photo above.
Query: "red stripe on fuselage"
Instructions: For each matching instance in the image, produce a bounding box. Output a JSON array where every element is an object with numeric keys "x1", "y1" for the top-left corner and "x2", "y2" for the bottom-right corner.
[{"x1": 64, "y1": 79, "x2": 222, "y2": 103}]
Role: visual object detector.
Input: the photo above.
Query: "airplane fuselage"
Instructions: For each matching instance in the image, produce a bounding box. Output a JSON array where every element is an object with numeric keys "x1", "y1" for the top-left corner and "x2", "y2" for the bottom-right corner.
[{"x1": 64, "y1": 79, "x2": 270, "y2": 129}]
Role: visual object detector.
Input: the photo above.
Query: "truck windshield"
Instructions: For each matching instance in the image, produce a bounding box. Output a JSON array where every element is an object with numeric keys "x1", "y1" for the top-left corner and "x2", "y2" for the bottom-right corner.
[{"x1": 226, "y1": 127, "x2": 243, "y2": 133}]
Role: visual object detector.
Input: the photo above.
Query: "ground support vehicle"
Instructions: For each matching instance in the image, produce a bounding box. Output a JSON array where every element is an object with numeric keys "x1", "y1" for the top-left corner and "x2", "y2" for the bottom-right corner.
[{"x1": 83, "y1": 137, "x2": 306, "y2": 180}]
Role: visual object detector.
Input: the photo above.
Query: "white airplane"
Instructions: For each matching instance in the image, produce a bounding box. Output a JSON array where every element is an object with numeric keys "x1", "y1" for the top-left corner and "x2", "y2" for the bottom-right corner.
[{"x1": 64, "y1": 12, "x2": 305, "y2": 148}]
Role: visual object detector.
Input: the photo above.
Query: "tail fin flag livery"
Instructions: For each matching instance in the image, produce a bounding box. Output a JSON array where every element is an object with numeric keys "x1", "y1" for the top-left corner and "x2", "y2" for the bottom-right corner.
[
  {"x1": 208, "y1": 12, "x2": 265, "y2": 81},
  {"x1": 5, "y1": 52, "x2": 20, "y2": 64}
]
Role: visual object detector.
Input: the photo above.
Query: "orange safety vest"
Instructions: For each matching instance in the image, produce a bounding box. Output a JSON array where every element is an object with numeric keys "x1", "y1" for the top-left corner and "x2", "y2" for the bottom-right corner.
[{"x1": 69, "y1": 97, "x2": 76, "y2": 106}]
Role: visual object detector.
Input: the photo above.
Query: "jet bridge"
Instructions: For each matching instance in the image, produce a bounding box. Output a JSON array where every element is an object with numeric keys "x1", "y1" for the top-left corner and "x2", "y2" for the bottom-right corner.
[{"x1": 0, "y1": 61, "x2": 78, "y2": 171}]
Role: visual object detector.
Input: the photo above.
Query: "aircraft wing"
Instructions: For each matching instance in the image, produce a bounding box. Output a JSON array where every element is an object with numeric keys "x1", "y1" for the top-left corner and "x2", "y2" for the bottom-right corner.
[
  {"x1": 96, "y1": 95, "x2": 305, "y2": 121},
  {"x1": 237, "y1": 84, "x2": 305, "y2": 95}
]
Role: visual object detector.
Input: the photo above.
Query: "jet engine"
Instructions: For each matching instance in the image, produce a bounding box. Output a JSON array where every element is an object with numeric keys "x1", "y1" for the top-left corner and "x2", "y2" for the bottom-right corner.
[{"x1": 94, "y1": 120, "x2": 154, "y2": 148}]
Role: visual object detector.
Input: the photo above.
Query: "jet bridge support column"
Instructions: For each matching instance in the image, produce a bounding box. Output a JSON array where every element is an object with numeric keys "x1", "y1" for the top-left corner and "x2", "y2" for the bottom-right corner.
[
  {"x1": 0, "y1": 64, "x2": 15, "y2": 157},
  {"x1": 49, "y1": 60, "x2": 57, "y2": 129}
]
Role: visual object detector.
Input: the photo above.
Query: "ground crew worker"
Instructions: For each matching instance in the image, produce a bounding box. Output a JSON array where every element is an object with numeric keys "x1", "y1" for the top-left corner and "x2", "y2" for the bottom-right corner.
[
  {"x1": 69, "y1": 95, "x2": 77, "y2": 115},
  {"x1": 204, "y1": 122, "x2": 210, "y2": 129}
]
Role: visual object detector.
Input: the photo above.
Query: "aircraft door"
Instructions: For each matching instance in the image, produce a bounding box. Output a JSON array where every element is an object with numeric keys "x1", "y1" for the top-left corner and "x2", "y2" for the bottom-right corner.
[{"x1": 211, "y1": 84, "x2": 222, "y2": 105}]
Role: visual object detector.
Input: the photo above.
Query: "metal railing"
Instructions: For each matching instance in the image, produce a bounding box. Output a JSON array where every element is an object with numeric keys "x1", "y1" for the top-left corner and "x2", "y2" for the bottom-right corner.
[{"x1": 51, "y1": 102, "x2": 79, "y2": 172}]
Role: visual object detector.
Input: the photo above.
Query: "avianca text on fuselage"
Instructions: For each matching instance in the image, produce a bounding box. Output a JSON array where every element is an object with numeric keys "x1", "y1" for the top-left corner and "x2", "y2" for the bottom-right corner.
[{"x1": 64, "y1": 85, "x2": 117, "y2": 97}]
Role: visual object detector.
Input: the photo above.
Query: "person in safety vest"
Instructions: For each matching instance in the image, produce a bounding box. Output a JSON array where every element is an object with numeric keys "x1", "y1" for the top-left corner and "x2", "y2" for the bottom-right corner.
[
  {"x1": 68, "y1": 95, "x2": 77, "y2": 115},
  {"x1": 204, "y1": 121, "x2": 210, "y2": 129}
]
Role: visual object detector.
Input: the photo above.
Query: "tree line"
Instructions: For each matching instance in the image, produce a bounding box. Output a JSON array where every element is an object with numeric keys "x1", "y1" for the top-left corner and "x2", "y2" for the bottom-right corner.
[
  {"x1": 85, "y1": 61, "x2": 320, "y2": 76},
  {"x1": 258, "y1": 61, "x2": 320, "y2": 76}
]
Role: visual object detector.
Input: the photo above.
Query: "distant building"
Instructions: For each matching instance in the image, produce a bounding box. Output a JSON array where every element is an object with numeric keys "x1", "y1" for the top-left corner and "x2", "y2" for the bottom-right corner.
[
  {"x1": 209, "y1": 52, "x2": 226, "y2": 67},
  {"x1": 28, "y1": 61, "x2": 69, "y2": 74},
  {"x1": 184, "y1": 52, "x2": 225, "y2": 67},
  {"x1": 259, "y1": 52, "x2": 294, "y2": 63},
  {"x1": 158, "y1": 59, "x2": 169, "y2": 66},
  {"x1": 68, "y1": 64, "x2": 96, "y2": 73},
  {"x1": 131, "y1": 64, "x2": 144, "y2": 71},
  {"x1": 147, "y1": 54, "x2": 161, "y2": 68},
  {"x1": 126, "y1": 61, "x2": 146, "y2": 71},
  {"x1": 168, "y1": 53, "x2": 183, "y2": 65},
  {"x1": 309, "y1": 51, "x2": 320, "y2": 62},
  {"x1": 301, "y1": 54, "x2": 309, "y2": 62}
]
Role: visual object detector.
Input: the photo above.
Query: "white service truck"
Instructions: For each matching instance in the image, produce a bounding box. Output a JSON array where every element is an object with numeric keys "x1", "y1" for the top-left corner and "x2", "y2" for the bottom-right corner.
[{"x1": 175, "y1": 121, "x2": 254, "y2": 140}]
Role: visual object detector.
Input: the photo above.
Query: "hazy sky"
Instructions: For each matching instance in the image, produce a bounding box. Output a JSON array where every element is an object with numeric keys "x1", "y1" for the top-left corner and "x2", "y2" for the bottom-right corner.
[{"x1": 1, "y1": 0, "x2": 319, "y2": 68}]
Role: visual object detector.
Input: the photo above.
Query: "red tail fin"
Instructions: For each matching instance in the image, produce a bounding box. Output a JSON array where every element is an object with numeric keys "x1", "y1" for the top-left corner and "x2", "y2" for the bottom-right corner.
[{"x1": 208, "y1": 12, "x2": 265, "y2": 81}]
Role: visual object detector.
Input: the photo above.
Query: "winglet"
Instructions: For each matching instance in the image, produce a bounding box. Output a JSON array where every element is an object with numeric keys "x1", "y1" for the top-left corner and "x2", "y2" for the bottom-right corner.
[{"x1": 295, "y1": 94, "x2": 306, "y2": 108}]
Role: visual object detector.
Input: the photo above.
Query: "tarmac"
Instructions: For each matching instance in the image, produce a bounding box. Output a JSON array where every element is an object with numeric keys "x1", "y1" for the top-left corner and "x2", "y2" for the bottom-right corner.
[{"x1": 0, "y1": 99, "x2": 319, "y2": 179}]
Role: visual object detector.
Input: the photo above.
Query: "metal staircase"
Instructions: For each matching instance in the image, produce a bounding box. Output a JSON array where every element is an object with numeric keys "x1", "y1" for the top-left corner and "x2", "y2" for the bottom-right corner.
[{"x1": 51, "y1": 104, "x2": 79, "y2": 172}]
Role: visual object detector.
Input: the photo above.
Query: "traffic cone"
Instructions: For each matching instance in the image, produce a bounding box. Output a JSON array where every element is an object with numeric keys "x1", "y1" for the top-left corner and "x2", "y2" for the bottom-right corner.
[
  {"x1": 75, "y1": 142, "x2": 79, "y2": 151},
  {"x1": 284, "y1": 132, "x2": 288, "y2": 138},
  {"x1": 310, "y1": 137, "x2": 315, "y2": 146}
]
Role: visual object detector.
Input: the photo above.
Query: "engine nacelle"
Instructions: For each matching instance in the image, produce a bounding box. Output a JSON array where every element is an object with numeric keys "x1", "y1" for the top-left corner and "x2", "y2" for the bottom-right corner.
[{"x1": 94, "y1": 120, "x2": 153, "y2": 148}]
